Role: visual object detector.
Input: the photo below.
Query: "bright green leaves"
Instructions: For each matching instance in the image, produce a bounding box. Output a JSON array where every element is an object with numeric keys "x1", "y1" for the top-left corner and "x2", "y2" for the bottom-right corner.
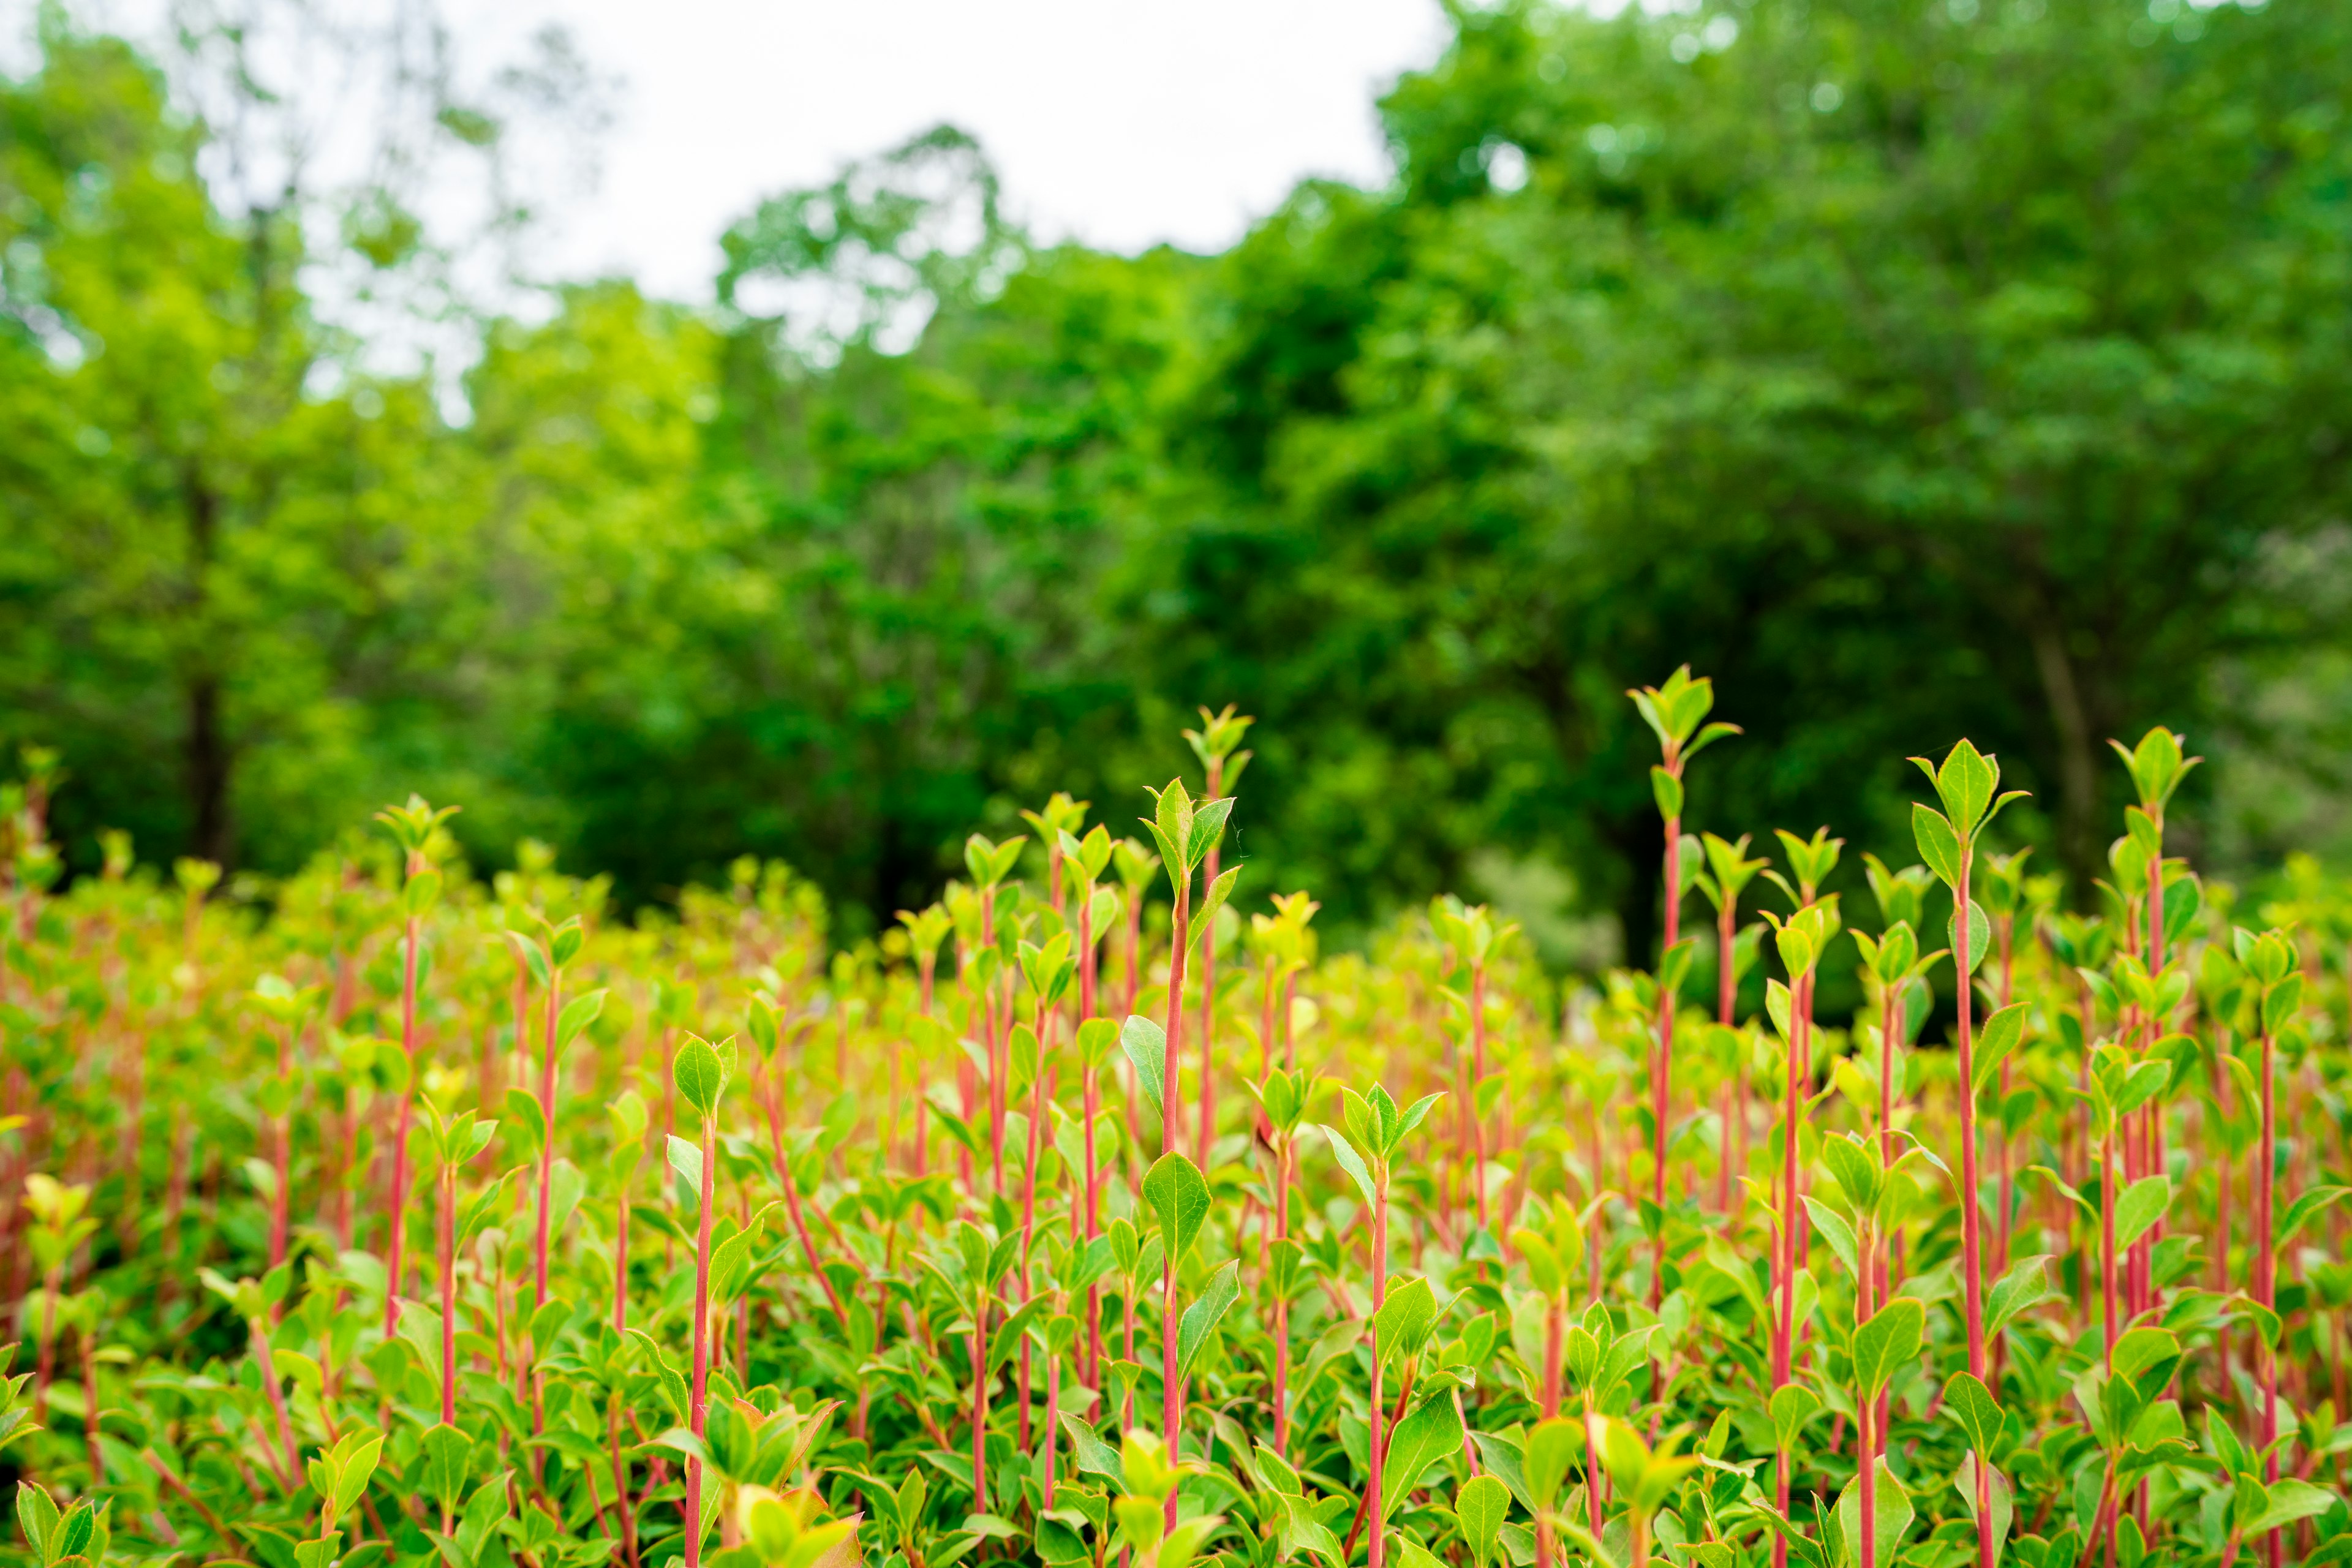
[
  {"x1": 1524, "y1": 1418, "x2": 1580, "y2": 1512},
  {"x1": 1834, "y1": 1459, "x2": 1913, "y2": 1568},
  {"x1": 305, "y1": 1428, "x2": 385, "y2": 1533},
  {"x1": 1909, "y1": 739, "x2": 2027, "y2": 892},
  {"x1": 2233, "y1": 925, "x2": 2307, "y2": 1044},
  {"x1": 1019, "y1": 932, "x2": 1077, "y2": 1011},
  {"x1": 1943, "y1": 1373, "x2": 2003, "y2": 1459},
  {"x1": 1764, "y1": 899, "x2": 1841, "y2": 980},
  {"x1": 2109, "y1": 728, "x2": 2199, "y2": 818},
  {"x1": 1121, "y1": 1016, "x2": 1167, "y2": 1117},
  {"x1": 1142, "y1": 1153, "x2": 1212, "y2": 1262},
  {"x1": 2281, "y1": 1186, "x2": 2352, "y2": 1246},
  {"x1": 1597, "y1": 1419, "x2": 1699, "y2": 1519},
  {"x1": 2113, "y1": 1175, "x2": 2173, "y2": 1249},
  {"x1": 1115, "y1": 1431, "x2": 1224, "y2": 1568},
  {"x1": 1455, "y1": 1476, "x2": 1511, "y2": 1568},
  {"x1": 1183, "y1": 703, "x2": 1255, "y2": 783},
  {"x1": 671, "y1": 1033, "x2": 733, "y2": 1121},
  {"x1": 1373, "y1": 1275, "x2": 1446, "y2": 1369},
  {"x1": 736, "y1": 1483, "x2": 858, "y2": 1568},
  {"x1": 1852, "y1": 1299, "x2": 1923, "y2": 1400},
  {"x1": 1651, "y1": 767, "x2": 1684, "y2": 821},
  {"x1": 554, "y1": 988, "x2": 606, "y2": 1053},
  {"x1": 1244, "y1": 1066, "x2": 1318, "y2": 1137},
  {"x1": 15, "y1": 1483, "x2": 58, "y2": 1566},
  {"x1": 1510, "y1": 1195, "x2": 1586, "y2": 1302},
  {"x1": 1141, "y1": 777, "x2": 1233, "y2": 887},
  {"x1": 375, "y1": 793, "x2": 461, "y2": 916},
  {"x1": 1910, "y1": 802, "x2": 1962, "y2": 891},
  {"x1": 420, "y1": 1104, "x2": 498, "y2": 1170},
  {"x1": 15, "y1": 1483, "x2": 105, "y2": 1568},
  {"x1": 1321, "y1": 1082, "x2": 1442, "y2": 1204},
  {"x1": 1773, "y1": 827, "x2": 1843, "y2": 903},
  {"x1": 1770, "y1": 1384, "x2": 1822, "y2": 1453},
  {"x1": 1627, "y1": 665, "x2": 1739, "y2": 769},
  {"x1": 1973, "y1": 1003, "x2": 2028, "y2": 1093},
  {"x1": 1175, "y1": 1261, "x2": 1241, "y2": 1383},
  {"x1": 1984, "y1": 1255, "x2": 2054, "y2": 1339},
  {"x1": 420, "y1": 1423, "x2": 474, "y2": 1517},
  {"x1": 963, "y1": 832, "x2": 1028, "y2": 889},
  {"x1": 1696, "y1": 831, "x2": 1772, "y2": 914},
  {"x1": 1382, "y1": 1393, "x2": 1467, "y2": 1520}
]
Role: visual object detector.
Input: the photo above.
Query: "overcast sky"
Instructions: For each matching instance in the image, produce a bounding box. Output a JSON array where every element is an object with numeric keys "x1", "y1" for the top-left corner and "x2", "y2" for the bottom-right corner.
[{"x1": 458, "y1": 0, "x2": 1450, "y2": 301}]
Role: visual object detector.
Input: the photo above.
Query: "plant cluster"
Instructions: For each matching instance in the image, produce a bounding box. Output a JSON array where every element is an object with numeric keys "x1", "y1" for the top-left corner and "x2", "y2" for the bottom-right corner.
[{"x1": 0, "y1": 685, "x2": 2349, "y2": 1568}]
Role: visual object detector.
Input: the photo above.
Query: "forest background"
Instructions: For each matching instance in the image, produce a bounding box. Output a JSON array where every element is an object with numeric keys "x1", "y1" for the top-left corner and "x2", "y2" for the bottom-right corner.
[{"x1": 6, "y1": 0, "x2": 2352, "y2": 965}]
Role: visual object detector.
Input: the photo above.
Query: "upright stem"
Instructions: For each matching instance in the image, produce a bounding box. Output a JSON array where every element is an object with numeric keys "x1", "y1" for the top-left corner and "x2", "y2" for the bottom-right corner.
[
  {"x1": 1877, "y1": 983, "x2": 1905, "y2": 1456},
  {"x1": 385, "y1": 907, "x2": 421, "y2": 1336},
  {"x1": 1272, "y1": 1137, "x2": 1292, "y2": 1456},
  {"x1": 1717, "y1": 897, "x2": 1738, "y2": 1216},
  {"x1": 535, "y1": 964, "x2": 564, "y2": 1306},
  {"x1": 2258, "y1": 1022, "x2": 2280, "y2": 1568},
  {"x1": 684, "y1": 1109, "x2": 715, "y2": 1568},
  {"x1": 1858, "y1": 1210, "x2": 1877, "y2": 1568},
  {"x1": 2101, "y1": 1122, "x2": 2118, "y2": 1367},
  {"x1": 1954, "y1": 846, "x2": 1992, "y2": 1568},
  {"x1": 1471, "y1": 962, "x2": 1489, "y2": 1232},
  {"x1": 1197, "y1": 759, "x2": 1223, "y2": 1166},
  {"x1": 1367, "y1": 1170, "x2": 1390, "y2": 1568},
  {"x1": 438, "y1": 1159, "x2": 458, "y2": 1425},
  {"x1": 1652, "y1": 811, "x2": 1681, "y2": 1308},
  {"x1": 1771, "y1": 965, "x2": 1809, "y2": 1568},
  {"x1": 1159, "y1": 866, "x2": 1193, "y2": 1527}
]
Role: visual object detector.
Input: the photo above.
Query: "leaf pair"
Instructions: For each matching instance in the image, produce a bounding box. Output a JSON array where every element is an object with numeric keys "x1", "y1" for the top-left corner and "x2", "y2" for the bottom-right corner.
[{"x1": 1910, "y1": 739, "x2": 2028, "y2": 893}]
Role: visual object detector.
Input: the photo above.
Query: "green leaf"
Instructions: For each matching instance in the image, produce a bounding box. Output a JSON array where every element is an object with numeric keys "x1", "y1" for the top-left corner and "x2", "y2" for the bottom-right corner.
[
  {"x1": 1770, "y1": 1384, "x2": 1821, "y2": 1452},
  {"x1": 1651, "y1": 766, "x2": 1685, "y2": 821},
  {"x1": 666, "y1": 1134, "x2": 704, "y2": 1196},
  {"x1": 1524, "y1": 1417, "x2": 1579, "y2": 1510},
  {"x1": 1320, "y1": 1125, "x2": 1378, "y2": 1208},
  {"x1": 1186, "y1": 796, "x2": 1234, "y2": 872},
  {"x1": 1931, "y1": 739, "x2": 1998, "y2": 836},
  {"x1": 1175, "y1": 1261, "x2": 1241, "y2": 1384},
  {"x1": 2245, "y1": 1479, "x2": 2339, "y2": 1537},
  {"x1": 672, "y1": 1036, "x2": 728, "y2": 1120},
  {"x1": 1142, "y1": 1152, "x2": 1212, "y2": 1261},
  {"x1": 1852, "y1": 1298, "x2": 1923, "y2": 1400},
  {"x1": 1954, "y1": 1454, "x2": 2014, "y2": 1554},
  {"x1": 2113, "y1": 1176, "x2": 2171, "y2": 1249},
  {"x1": 1974, "y1": 1003, "x2": 2027, "y2": 1093},
  {"x1": 420, "y1": 1424, "x2": 473, "y2": 1515},
  {"x1": 1802, "y1": 1199, "x2": 1858, "y2": 1280},
  {"x1": 1194, "y1": 866, "x2": 1242, "y2": 938},
  {"x1": 1985, "y1": 1254, "x2": 2054, "y2": 1339},
  {"x1": 1456, "y1": 1476, "x2": 1512, "y2": 1568},
  {"x1": 1910, "y1": 804, "x2": 1962, "y2": 890},
  {"x1": 1381, "y1": 1393, "x2": 1466, "y2": 1518},
  {"x1": 1057, "y1": 1414, "x2": 1122, "y2": 1485},
  {"x1": 1834, "y1": 1458, "x2": 1913, "y2": 1568},
  {"x1": 1943, "y1": 1373, "x2": 2003, "y2": 1460},
  {"x1": 1120, "y1": 1016, "x2": 1167, "y2": 1119},
  {"x1": 555, "y1": 989, "x2": 607, "y2": 1051},
  {"x1": 330, "y1": 1431, "x2": 385, "y2": 1520},
  {"x1": 1374, "y1": 1275, "x2": 1440, "y2": 1368},
  {"x1": 17, "y1": 1480, "x2": 58, "y2": 1563},
  {"x1": 2280, "y1": 1186, "x2": 2352, "y2": 1246}
]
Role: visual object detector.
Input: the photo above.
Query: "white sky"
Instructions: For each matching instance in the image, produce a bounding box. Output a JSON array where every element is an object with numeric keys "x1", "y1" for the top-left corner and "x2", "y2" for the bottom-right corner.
[{"x1": 461, "y1": 0, "x2": 1452, "y2": 302}]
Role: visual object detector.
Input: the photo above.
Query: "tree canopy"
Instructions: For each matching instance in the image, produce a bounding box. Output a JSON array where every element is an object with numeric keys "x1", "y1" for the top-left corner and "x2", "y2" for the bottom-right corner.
[{"x1": 5, "y1": 0, "x2": 2349, "y2": 951}]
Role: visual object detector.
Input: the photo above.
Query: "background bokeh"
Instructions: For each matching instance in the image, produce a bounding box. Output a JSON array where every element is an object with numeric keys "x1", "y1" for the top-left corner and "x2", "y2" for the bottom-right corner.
[{"x1": 4, "y1": 0, "x2": 2351, "y2": 958}]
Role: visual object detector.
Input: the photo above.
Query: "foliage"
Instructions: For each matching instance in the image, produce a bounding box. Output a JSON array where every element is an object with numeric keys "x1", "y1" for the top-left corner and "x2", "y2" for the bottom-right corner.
[
  {"x1": 10, "y1": 0, "x2": 2352, "y2": 941},
  {"x1": 0, "y1": 684, "x2": 2348, "y2": 1568}
]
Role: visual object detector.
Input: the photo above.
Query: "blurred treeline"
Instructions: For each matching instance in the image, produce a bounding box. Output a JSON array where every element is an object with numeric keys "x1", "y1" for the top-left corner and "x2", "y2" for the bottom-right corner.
[{"x1": 5, "y1": 0, "x2": 2352, "y2": 956}]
